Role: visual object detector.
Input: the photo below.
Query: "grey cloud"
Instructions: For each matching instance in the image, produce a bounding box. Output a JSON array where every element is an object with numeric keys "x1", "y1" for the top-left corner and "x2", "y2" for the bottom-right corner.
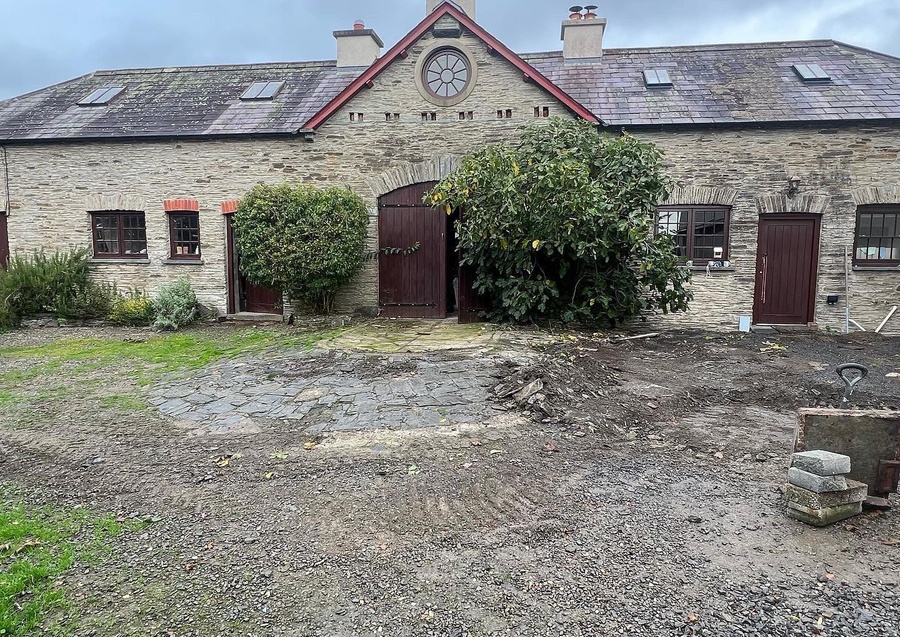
[{"x1": 1, "y1": 0, "x2": 898, "y2": 100}]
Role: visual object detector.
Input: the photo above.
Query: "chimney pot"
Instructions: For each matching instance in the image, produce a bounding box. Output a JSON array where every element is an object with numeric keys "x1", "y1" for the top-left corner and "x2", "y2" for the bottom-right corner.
[
  {"x1": 584, "y1": 4, "x2": 598, "y2": 19},
  {"x1": 353, "y1": 20, "x2": 365, "y2": 30},
  {"x1": 569, "y1": 5, "x2": 584, "y2": 20}
]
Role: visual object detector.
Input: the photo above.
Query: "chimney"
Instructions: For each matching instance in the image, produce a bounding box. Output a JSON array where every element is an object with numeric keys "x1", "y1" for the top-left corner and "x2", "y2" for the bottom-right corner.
[
  {"x1": 562, "y1": 5, "x2": 607, "y2": 60},
  {"x1": 427, "y1": 0, "x2": 476, "y2": 19},
  {"x1": 334, "y1": 21, "x2": 384, "y2": 68}
]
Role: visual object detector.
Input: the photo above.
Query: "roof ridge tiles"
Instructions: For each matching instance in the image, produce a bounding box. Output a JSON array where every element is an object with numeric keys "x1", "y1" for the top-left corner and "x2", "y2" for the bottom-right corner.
[{"x1": 93, "y1": 60, "x2": 339, "y2": 76}]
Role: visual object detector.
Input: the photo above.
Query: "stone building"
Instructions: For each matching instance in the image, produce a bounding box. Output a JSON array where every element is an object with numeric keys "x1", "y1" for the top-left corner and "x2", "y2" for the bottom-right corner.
[{"x1": 0, "y1": 0, "x2": 898, "y2": 332}]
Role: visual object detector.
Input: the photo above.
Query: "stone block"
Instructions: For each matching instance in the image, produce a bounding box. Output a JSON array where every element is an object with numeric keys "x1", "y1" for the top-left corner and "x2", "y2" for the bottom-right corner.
[
  {"x1": 786, "y1": 501, "x2": 863, "y2": 527},
  {"x1": 783, "y1": 480, "x2": 868, "y2": 510},
  {"x1": 787, "y1": 467, "x2": 848, "y2": 493},
  {"x1": 791, "y1": 450, "x2": 851, "y2": 476}
]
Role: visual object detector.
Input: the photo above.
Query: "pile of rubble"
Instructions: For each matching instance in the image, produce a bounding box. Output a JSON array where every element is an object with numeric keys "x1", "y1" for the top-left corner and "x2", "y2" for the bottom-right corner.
[{"x1": 785, "y1": 450, "x2": 867, "y2": 527}]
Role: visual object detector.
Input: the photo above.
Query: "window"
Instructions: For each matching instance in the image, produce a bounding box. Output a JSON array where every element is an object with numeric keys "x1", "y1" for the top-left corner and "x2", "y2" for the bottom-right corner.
[
  {"x1": 169, "y1": 212, "x2": 201, "y2": 259},
  {"x1": 793, "y1": 64, "x2": 831, "y2": 83},
  {"x1": 656, "y1": 206, "x2": 730, "y2": 263},
  {"x1": 91, "y1": 212, "x2": 148, "y2": 258},
  {"x1": 77, "y1": 86, "x2": 125, "y2": 106},
  {"x1": 643, "y1": 69, "x2": 673, "y2": 88},
  {"x1": 423, "y1": 48, "x2": 471, "y2": 99},
  {"x1": 854, "y1": 206, "x2": 900, "y2": 266},
  {"x1": 241, "y1": 81, "x2": 285, "y2": 101}
]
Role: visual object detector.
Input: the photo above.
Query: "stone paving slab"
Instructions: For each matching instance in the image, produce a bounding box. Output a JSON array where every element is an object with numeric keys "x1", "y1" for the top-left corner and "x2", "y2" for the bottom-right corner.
[{"x1": 150, "y1": 347, "x2": 505, "y2": 436}]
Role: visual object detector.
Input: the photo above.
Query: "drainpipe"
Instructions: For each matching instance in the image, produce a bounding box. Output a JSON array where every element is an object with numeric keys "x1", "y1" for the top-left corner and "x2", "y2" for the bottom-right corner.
[
  {"x1": 0, "y1": 145, "x2": 10, "y2": 217},
  {"x1": 844, "y1": 245, "x2": 850, "y2": 334}
]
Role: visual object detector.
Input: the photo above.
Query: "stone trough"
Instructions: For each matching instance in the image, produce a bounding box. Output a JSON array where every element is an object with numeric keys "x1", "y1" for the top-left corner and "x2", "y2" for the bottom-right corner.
[{"x1": 793, "y1": 408, "x2": 900, "y2": 507}]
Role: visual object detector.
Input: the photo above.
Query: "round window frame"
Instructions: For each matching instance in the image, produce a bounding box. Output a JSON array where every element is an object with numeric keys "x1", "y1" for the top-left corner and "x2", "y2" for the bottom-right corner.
[{"x1": 415, "y1": 44, "x2": 477, "y2": 107}]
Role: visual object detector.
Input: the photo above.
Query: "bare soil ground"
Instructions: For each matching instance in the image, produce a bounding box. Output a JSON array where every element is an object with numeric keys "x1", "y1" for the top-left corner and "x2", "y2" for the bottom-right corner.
[{"x1": 1, "y1": 324, "x2": 898, "y2": 636}]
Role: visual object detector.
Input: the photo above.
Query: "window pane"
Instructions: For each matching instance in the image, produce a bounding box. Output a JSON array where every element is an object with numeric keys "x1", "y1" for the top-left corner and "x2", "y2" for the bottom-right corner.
[
  {"x1": 94, "y1": 216, "x2": 119, "y2": 254},
  {"x1": 884, "y1": 214, "x2": 898, "y2": 238},
  {"x1": 857, "y1": 213, "x2": 872, "y2": 238},
  {"x1": 657, "y1": 210, "x2": 689, "y2": 258},
  {"x1": 692, "y1": 211, "x2": 725, "y2": 260},
  {"x1": 122, "y1": 214, "x2": 147, "y2": 254},
  {"x1": 171, "y1": 213, "x2": 201, "y2": 257}
]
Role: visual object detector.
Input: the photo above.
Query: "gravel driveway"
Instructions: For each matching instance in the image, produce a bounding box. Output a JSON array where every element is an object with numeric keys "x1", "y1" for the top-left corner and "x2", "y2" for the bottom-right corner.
[{"x1": 0, "y1": 322, "x2": 898, "y2": 636}]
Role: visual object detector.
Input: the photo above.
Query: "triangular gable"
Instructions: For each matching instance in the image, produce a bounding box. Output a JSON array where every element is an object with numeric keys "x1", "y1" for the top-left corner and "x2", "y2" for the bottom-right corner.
[{"x1": 303, "y1": 1, "x2": 601, "y2": 130}]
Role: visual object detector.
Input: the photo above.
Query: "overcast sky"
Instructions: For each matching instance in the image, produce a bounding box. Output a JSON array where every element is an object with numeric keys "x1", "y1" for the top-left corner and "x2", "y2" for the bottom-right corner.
[{"x1": 1, "y1": 0, "x2": 898, "y2": 100}]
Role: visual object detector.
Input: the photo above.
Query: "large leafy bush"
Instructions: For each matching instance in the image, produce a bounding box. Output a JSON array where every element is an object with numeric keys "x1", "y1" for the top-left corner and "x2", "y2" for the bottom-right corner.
[
  {"x1": 429, "y1": 118, "x2": 692, "y2": 325},
  {"x1": 0, "y1": 248, "x2": 114, "y2": 328},
  {"x1": 232, "y1": 184, "x2": 368, "y2": 313}
]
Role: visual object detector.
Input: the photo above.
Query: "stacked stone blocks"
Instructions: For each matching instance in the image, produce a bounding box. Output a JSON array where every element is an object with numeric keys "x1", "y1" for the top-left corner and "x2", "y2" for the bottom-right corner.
[{"x1": 785, "y1": 451, "x2": 867, "y2": 527}]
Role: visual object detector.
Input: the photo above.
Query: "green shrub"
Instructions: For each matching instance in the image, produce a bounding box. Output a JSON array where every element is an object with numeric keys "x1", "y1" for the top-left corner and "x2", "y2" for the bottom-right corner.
[
  {"x1": 0, "y1": 248, "x2": 115, "y2": 326},
  {"x1": 152, "y1": 280, "x2": 199, "y2": 331},
  {"x1": 233, "y1": 184, "x2": 368, "y2": 313},
  {"x1": 429, "y1": 118, "x2": 692, "y2": 326},
  {"x1": 109, "y1": 289, "x2": 155, "y2": 326}
]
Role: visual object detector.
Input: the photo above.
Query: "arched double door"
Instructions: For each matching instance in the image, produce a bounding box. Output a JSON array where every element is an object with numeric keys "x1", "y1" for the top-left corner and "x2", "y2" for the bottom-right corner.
[{"x1": 377, "y1": 182, "x2": 487, "y2": 323}]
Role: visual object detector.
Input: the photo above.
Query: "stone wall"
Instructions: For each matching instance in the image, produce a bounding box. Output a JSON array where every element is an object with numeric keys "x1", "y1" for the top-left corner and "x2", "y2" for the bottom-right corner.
[
  {"x1": 632, "y1": 124, "x2": 900, "y2": 335},
  {"x1": 3, "y1": 27, "x2": 900, "y2": 334},
  {"x1": 2, "y1": 28, "x2": 573, "y2": 314}
]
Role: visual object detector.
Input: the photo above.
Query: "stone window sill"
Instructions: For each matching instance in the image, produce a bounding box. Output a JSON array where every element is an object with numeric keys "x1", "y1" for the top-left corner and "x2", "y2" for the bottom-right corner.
[
  {"x1": 163, "y1": 259, "x2": 205, "y2": 266},
  {"x1": 680, "y1": 266, "x2": 736, "y2": 273},
  {"x1": 852, "y1": 266, "x2": 900, "y2": 272},
  {"x1": 90, "y1": 258, "x2": 151, "y2": 265}
]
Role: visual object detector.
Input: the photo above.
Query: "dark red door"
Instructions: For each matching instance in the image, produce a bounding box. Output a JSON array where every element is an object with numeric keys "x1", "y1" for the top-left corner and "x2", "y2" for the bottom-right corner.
[
  {"x1": 0, "y1": 213, "x2": 8, "y2": 270},
  {"x1": 753, "y1": 214, "x2": 821, "y2": 325},
  {"x1": 244, "y1": 280, "x2": 282, "y2": 314},
  {"x1": 378, "y1": 182, "x2": 447, "y2": 318}
]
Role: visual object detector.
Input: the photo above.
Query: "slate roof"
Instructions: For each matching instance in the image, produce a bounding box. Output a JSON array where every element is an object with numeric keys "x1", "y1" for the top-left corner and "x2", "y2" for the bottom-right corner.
[
  {"x1": 523, "y1": 40, "x2": 900, "y2": 126},
  {"x1": 0, "y1": 61, "x2": 362, "y2": 140},
  {"x1": 1, "y1": 37, "x2": 899, "y2": 141}
]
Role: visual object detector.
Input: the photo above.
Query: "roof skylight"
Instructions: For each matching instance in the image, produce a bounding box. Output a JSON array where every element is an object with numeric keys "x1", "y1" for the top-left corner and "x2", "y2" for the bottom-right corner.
[
  {"x1": 643, "y1": 69, "x2": 673, "y2": 88},
  {"x1": 793, "y1": 63, "x2": 831, "y2": 82},
  {"x1": 241, "y1": 81, "x2": 285, "y2": 101},
  {"x1": 77, "y1": 86, "x2": 125, "y2": 106}
]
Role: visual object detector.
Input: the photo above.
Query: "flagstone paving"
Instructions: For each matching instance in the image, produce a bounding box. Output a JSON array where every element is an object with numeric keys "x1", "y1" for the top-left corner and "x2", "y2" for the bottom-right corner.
[{"x1": 148, "y1": 320, "x2": 526, "y2": 436}]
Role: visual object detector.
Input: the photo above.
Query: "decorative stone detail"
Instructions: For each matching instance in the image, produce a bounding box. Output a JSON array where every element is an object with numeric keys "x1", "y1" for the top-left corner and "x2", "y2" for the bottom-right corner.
[
  {"x1": 84, "y1": 194, "x2": 147, "y2": 212},
  {"x1": 368, "y1": 155, "x2": 463, "y2": 199},
  {"x1": 851, "y1": 185, "x2": 900, "y2": 205},
  {"x1": 662, "y1": 185, "x2": 738, "y2": 207},
  {"x1": 221, "y1": 200, "x2": 241, "y2": 215},
  {"x1": 755, "y1": 193, "x2": 830, "y2": 214},
  {"x1": 163, "y1": 198, "x2": 200, "y2": 212}
]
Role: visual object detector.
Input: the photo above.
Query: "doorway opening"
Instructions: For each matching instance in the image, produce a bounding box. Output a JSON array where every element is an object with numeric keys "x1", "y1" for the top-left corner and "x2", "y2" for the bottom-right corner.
[
  {"x1": 225, "y1": 214, "x2": 283, "y2": 316},
  {"x1": 377, "y1": 182, "x2": 487, "y2": 322},
  {"x1": 753, "y1": 213, "x2": 821, "y2": 325}
]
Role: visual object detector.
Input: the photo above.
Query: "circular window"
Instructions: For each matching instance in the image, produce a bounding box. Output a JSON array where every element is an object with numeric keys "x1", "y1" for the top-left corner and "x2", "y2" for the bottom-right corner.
[{"x1": 423, "y1": 48, "x2": 471, "y2": 100}]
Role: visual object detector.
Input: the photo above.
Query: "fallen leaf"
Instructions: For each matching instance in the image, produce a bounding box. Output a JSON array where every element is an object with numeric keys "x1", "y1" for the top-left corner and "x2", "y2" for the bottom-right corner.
[
  {"x1": 216, "y1": 458, "x2": 230, "y2": 468},
  {"x1": 265, "y1": 472, "x2": 276, "y2": 480},
  {"x1": 470, "y1": 439, "x2": 483, "y2": 447},
  {"x1": 542, "y1": 440, "x2": 558, "y2": 453},
  {"x1": 304, "y1": 442, "x2": 317, "y2": 451},
  {"x1": 14, "y1": 539, "x2": 43, "y2": 554},
  {"x1": 713, "y1": 452, "x2": 724, "y2": 459},
  {"x1": 408, "y1": 464, "x2": 422, "y2": 476},
  {"x1": 270, "y1": 451, "x2": 289, "y2": 460},
  {"x1": 686, "y1": 614, "x2": 698, "y2": 623}
]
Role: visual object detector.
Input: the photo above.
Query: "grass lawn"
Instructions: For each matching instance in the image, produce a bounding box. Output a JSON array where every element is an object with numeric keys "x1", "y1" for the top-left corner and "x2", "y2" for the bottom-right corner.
[
  {"x1": 0, "y1": 486, "x2": 133, "y2": 636},
  {"x1": 0, "y1": 325, "x2": 342, "y2": 410}
]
